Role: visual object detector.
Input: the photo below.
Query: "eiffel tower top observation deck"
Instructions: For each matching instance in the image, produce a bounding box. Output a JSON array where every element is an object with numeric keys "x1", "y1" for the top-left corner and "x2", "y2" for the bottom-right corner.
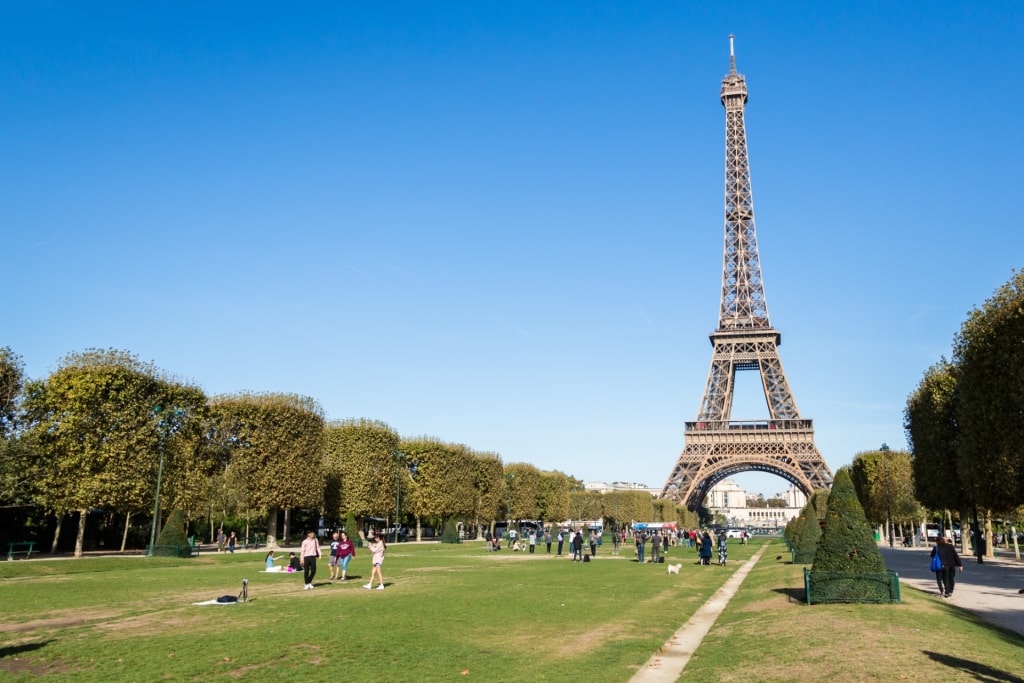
[{"x1": 661, "y1": 38, "x2": 832, "y2": 507}]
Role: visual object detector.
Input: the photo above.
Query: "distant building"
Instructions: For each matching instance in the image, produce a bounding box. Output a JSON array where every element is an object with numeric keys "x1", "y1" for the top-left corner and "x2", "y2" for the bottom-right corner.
[
  {"x1": 706, "y1": 479, "x2": 806, "y2": 529},
  {"x1": 583, "y1": 481, "x2": 658, "y2": 495}
]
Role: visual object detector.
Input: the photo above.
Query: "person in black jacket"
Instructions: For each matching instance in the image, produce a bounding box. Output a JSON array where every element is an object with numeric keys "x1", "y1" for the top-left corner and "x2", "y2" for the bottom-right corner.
[{"x1": 931, "y1": 536, "x2": 964, "y2": 597}]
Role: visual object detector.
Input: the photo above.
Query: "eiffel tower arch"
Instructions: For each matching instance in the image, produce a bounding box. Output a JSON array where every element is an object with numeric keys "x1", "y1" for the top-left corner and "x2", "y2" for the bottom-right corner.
[{"x1": 661, "y1": 38, "x2": 833, "y2": 510}]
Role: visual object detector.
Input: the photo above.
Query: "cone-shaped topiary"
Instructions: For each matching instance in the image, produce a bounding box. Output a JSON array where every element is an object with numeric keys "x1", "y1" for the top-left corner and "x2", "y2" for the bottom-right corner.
[
  {"x1": 155, "y1": 509, "x2": 189, "y2": 556},
  {"x1": 440, "y1": 519, "x2": 460, "y2": 544},
  {"x1": 812, "y1": 469, "x2": 886, "y2": 573},
  {"x1": 808, "y1": 468, "x2": 891, "y2": 603},
  {"x1": 792, "y1": 498, "x2": 822, "y2": 564},
  {"x1": 155, "y1": 509, "x2": 187, "y2": 546},
  {"x1": 344, "y1": 512, "x2": 360, "y2": 546}
]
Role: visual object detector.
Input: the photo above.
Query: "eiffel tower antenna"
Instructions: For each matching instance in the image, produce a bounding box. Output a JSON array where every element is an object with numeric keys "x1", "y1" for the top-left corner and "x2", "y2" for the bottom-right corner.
[{"x1": 661, "y1": 37, "x2": 833, "y2": 509}]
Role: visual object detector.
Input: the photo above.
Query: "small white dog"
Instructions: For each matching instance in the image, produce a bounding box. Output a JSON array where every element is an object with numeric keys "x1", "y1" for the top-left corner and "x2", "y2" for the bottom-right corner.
[{"x1": 667, "y1": 563, "x2": 682, "y2": 575}]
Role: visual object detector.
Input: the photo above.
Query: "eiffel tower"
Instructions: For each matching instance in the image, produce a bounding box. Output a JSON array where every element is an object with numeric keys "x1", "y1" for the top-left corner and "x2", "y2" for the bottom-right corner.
[{"x1": 661, "y1": 37, "x2": 833, "y2": 510}]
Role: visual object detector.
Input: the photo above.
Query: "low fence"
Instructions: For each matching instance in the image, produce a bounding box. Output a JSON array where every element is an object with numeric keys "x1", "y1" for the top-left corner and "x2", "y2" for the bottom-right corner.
[{"x1": 804, "y1": 568, "x2": 900, "y2": 604}]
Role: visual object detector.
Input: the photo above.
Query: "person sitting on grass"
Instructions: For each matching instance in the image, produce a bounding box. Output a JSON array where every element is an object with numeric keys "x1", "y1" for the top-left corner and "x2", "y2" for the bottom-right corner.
[{"x1": 286, "y1": 552, "x2": 300, "y2": 573}]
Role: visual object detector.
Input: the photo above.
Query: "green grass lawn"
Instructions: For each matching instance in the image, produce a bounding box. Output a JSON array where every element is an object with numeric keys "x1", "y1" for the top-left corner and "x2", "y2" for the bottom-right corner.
[{"x1": 1, "y1": 539, "x2": 1021, "y2": 682}]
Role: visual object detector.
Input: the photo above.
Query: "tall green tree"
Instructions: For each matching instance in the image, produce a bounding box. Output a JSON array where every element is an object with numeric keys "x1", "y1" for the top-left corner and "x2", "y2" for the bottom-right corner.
[
  {"x1": 504, "y1": 462, "x2": 541, "y2": 521},
  {"x1": 0, "y1": 346, "x2": 24, "y2": 438},
  {"x1": 402, "y1": 438, "x2": 475, "y2": 539},
  {"x1": 0, "y1": 347, "x2": 34, "y2": 507},
  {"x1": 537, "y1": 470, "x2": 572, "y2": 523},
  {"x1": 23, "y1": 349, "x2": 204, "y2": 556},
  {"x1": 207, "y1": 392, "x2": 325, "y2": 546},
  {"x1": 953, "y1": 269, "x2": 1024, "y2": 512},
  {"x1": 322, "y1": 419, "x2": 400, "y2": 523},
  {"x1": 471, "y1": 451, "x2": 505, "y2": 537},
  {"x1": 850, "y1": 448, "x2": 920, "y2": 531},
  {"x1": 905, "y1": 359, "x2": 964, "y2": 513}
]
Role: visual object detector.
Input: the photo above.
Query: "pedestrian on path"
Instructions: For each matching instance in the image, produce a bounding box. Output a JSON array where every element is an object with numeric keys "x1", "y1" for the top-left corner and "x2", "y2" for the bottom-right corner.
[{"x1": 931, "y1": 536, "x2": 963, "y2": 597}]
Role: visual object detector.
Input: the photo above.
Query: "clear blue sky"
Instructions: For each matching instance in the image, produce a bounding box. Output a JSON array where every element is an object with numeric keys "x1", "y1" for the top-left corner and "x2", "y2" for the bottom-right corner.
[{"x1": 4, "y1": 2, "x2": 1022, "y2": 497}]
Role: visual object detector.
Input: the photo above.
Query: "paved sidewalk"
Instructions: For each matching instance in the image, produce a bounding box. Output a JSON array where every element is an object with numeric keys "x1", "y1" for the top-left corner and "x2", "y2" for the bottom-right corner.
[{"x1": 879, "y1": 543, "x2": 1024, "y2": 636}]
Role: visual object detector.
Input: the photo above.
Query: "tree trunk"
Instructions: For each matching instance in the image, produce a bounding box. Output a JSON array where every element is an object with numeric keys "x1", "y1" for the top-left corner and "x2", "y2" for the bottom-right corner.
[
  {"x1": 415, "y1": 515, "x2": 422, "y2": 542},
  {"x1": 283, "y1": 508, "x2": 291, "y2": 544},
  {"x1": 984, "y1": 510, "x2": 994, "y2": 558},
  {"x1": 120, "y1": 511, "x2": 131, "y2": 552},
  {"x1": 74, "y1": 509, "x2": 87, "y2": 558},
  {"x1": 266, "y1": 506, "x2": 279, "y2": 548},
  {"x1": 50, "y1": 511, "x2": 64, "y2": 554}
]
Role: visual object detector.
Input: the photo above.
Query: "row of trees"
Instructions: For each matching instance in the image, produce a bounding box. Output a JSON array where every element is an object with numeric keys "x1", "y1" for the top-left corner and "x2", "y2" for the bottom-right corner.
[
  {"x1": 903, "y1": 270, "x2": 1024, "y2": 546},
  {"x1": 0, "y1": 347, "x2": 698, "y2": 557}
]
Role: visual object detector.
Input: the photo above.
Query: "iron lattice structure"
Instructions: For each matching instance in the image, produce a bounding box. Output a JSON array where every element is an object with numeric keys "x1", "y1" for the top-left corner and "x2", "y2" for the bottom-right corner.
[{"x1": 661, "y1": 38, "x2": 833, "y2": 510}]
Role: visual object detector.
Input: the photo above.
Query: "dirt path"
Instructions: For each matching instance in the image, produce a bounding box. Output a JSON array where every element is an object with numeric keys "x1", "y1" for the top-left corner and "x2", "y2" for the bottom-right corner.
[{"x1": 630, "y1": 543, "x2": 768, "y2": 682}]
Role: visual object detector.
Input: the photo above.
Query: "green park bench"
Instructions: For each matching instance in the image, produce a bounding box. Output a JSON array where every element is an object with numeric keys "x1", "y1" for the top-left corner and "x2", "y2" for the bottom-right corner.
[{"x1": 7, "y1": 541, "x2": 36, "y2": 560}]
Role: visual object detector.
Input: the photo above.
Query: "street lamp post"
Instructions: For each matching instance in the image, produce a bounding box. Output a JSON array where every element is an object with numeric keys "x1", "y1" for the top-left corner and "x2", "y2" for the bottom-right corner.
[
  {"x1": 147, "y1": 405, "x2": 184, "y2": 557},
  {"x1": 880, "y1": 443, "x2": 893, "y2": 548},
  {"x1": 393, "y1": 450, "x2": 406, "y2": 544}
]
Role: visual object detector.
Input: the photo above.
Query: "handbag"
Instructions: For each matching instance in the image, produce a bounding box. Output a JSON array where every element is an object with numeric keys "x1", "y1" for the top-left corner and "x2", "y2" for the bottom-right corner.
[{"x1": 930, "y1": 553, "x2": 943, "y2": 572}]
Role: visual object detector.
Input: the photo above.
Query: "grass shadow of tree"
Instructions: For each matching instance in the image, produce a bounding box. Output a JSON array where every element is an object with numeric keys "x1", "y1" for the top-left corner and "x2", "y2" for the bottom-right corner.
[
  {"x1": 923, "y1": 650, "x2": 1024, "y2": 683},
  {"x1": 0, "y1": 640, "x2": 52, "y2": 658}
]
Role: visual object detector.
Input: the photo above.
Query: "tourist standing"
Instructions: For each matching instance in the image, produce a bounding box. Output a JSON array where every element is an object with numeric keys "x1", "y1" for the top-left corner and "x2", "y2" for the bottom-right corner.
[
  {"x1": 717, "y1": 531, "x2": 728, "y2": 565},
  {"x1": 327, "y1": 531, "x2": 341, "y2": 580},
  {"x1": 650, "y1": 532, "x2": 661, "y2": 564},
  {"x1": 572, "y1": 530, "x2": 584, "y2": 562},
  {"x1": 699, "y1": 531, "x2": 713, "y2": 566},
  {"x1": 361, "y1": 531, "x2": 387, "y2": 590},
  {"x1": 300, "y1": 530, "x2": 320, "y2": 590},
  {"x1": 557, "y1": 530, "x2": 565, "y2": 556},
  {"x1": 528, "y1": 531, "x2": 537, "y2": 554},
  {"x1": 636, "y1": 533, "x2": 646, "y2": 564}
]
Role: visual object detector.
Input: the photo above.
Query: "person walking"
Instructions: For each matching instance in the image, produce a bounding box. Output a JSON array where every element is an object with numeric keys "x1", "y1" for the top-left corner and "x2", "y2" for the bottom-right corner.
[
  {"x1": 216, "y1": 528, "x2": 226, "y2": 553},
  {"x1": 717, "y1": 531, "x2": 728, "y2": 566},
  {"x1": 361, "y1": 531, "x2": 387, "y2": 590},
  {"x1": 228, "y1": 531, "x2": 237, "y2": 554},
  {"x1": 507, "y1": 527, "x2": 517, "y2": 550},
  {"x1": 335, "y1": 531, "x2": 355, "y2": 581},
  {"x1": 300, "y1": 530, "x2": 321, "y2": 590},
  {"x1": 931, "y1": 536, "x2": 964, "y2": 597},
  {"x1": 612, "y1": 529, "x2": 620, "y2": 555}
]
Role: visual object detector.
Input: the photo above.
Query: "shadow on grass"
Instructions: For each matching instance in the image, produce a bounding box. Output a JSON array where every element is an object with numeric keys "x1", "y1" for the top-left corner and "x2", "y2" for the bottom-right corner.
[
  {"x1": 771, "y1": 586, "x2": 806, "y2": 603},
  {"x1": 0, "y1": 640, "x2": 53, "y2": 658},
  {"x1": 923, "y1": 651, "x2": 1024, "y2": 683}
]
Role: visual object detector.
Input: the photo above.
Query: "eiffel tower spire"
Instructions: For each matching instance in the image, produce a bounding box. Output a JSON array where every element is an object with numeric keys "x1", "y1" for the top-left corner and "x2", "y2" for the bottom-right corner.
[
  {"x1": 718, "y1": 35, "x2": 769, "y2": 332},
  {"x1": 661, "y1": 38, "x2": 833, "y2": 509}
]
